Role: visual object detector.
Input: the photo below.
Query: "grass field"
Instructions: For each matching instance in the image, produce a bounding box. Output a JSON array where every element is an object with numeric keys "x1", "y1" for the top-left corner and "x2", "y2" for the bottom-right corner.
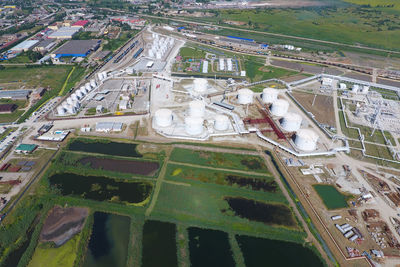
[
  {"x1": 27, "y1": 234, "x2": 81, "y2": 267},
  {"x1": 244, "y1": 57, "x2": 298, "y2": 82},
  {"x1": 179, "y1": 47, "x2": 207, "y2": 59},
  {"x1": 188, "y1": 6, "x2": 400, "y2": 51},
  {"x1": 169, "y1": 148, "x2": 269, "y2": 173},
  {"x1": 313, "y1": 184, "x2": 350, "y2": 210}
]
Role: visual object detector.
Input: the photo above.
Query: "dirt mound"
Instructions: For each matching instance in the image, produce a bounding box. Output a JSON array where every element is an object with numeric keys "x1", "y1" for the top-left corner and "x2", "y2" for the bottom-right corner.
[{"x1": 40, "y1": 206, "x2": 89, "y2": 246}]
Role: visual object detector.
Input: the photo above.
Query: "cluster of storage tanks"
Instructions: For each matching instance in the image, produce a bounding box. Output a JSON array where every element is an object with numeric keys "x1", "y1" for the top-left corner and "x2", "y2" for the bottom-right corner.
[
  {"x1": 57, "y1": 79, "x2": 99, "y2": 116},
  {"x1": 97, "y1": 71, "x2": 108, "y2": 81},
  {"x1": 260, "y1": 87, "x2": 319, "y2": 152},
  {"x1": 351, "y1": 84, "x2": 369, "y2": 94},
  {"x1": 153, "y1": 98, "x2": 230, "y2": 136},
  {"x1": 148, "y1": 33, "x2": 174, "y2": 60}
]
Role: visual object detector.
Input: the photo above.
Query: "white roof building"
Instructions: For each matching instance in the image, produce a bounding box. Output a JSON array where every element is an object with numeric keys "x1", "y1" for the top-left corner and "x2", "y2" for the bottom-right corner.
[
  {"x1": 10, "y1": 40, "x2": 39, "y2": 52},
  {"x1": 95, "y1": 122, "x2": 123, "y2": 132}
]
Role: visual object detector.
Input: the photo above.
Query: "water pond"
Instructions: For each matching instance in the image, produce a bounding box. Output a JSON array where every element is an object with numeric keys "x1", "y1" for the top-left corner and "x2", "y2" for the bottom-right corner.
[
  {"x1": 142, "y1": 220, "x2": 177, "y2": 267},
  {"x1": 83, "y1": 212, "x2": 130, "y2": 267},
  {"x1": 68, "y1": 139, "x2": 142, "y2": 158},
  {"x1": 237, "y1": 235, "x2": 324, "y2": 267},
  {"x1": 188, "y1": 227, "x2": 234, "y2": 267},
  {"x1": 48, "y1": 173, "x2": 152, "y2": 204}
]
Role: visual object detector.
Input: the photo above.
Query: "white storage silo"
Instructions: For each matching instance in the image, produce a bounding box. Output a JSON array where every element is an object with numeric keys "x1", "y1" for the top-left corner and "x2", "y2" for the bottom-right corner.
[
  {"x1": 85, "y1": 83, "x2": 92, "y2": 91},
  {"x1": 90, "y1": 79, "x2": 97, "y2": 88},
  {"x1": 280, "y1": 112, "x2": 302, "y2": 132},
  {"x1": 295, "y1": 129, "x2": 319, "y2": 151},
  {"x1": 80, "y1": 86, "x2": 87, "y2": 94},
  {"x1": 262, "y1": 88, "x2": 279, "y2": 103},
  {"x1": 71, "y1": 100, "x2": 80, "y2": 109},
  {"x1": 76, "y1": 89, "x2": 84, "y2": 99},
  {"x1": 71, "y1": 93, "x2": 79, "y2": 101},
  {"x1": 352, "y1": 84, "x2": 359, "y2": 93},
  {"x1": 154, "y1": 109, "x2": 173, "y2": 127},
  {"x1": 189, "y1": 100, "x2": 205, "y2": 117},
  {"x1": 65, "y1": 104, "x2": 76, "y2": 114},
  {"x1": 339, "y1": 83, "x2": 347, "y2": 90},
  {"x1": 102, "y1": 72, "x2": 108, "y2": 79},
  {"x1": 193, "y1": 78, "x2": 208, "y2": 94},
  {"x1": 270, "y1": 99, "x2": 289, "y2": 117},
  {"x1": 362, "y1": 86, "x2": 369, "y2": 94},
  {"x1": 214, "y1": 115, "x2": 229, "y2": 131},
  {"x1": 57, "y1": 106, "x2": 66, "y2": 116},
  {"x1": 156, "y1": 52, "x2": 162, "y2": 59},
  {"x1": 97, "y1": 72, "x2": 103, "y2": 81},
  {"x1": 62, "y1": 102, "x2": 69, "y2": 109},
  {"x1": 66, "y1": 97, "x2": 73, "y2": 105},
  {"x1": 237, "y1": 89, "x2": 254, "y2": 105},
  {"x1": 185, "y1": 116, "x2": 204, "y2": 136}
]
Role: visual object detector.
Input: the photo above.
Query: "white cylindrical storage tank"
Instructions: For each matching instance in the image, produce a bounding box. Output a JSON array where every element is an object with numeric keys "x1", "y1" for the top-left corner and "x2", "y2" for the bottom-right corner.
[
  {"x1": 154, "y1": 109, "x2": 173, "y2": 127},
  {"x1": 102, "y1": 72, "x2": 107, "y2": 79},
  {"x1": 237, "y1": 88, "x2": 253, "y2": 105},
  {"x1": 66, "y1": 97, "x2": 73, "y2": 105},
  {"x1": 185, "y1": 116, "x2": 204, "y2": 136},
  {"x1": 76, "y1": 90, "x2": 84, "y2": 98},
  {"x1": 71, "y1": 100, "x2": 80, "y2": 109},
  {"x1": 90, "y1": 79, "x2": 96, "y2": 88},
  {"x1": 148, "y1": 49, "x2": 154, "y2": 58},
  {"x1": 71, "y1": 93, "x2": 79, "y2": 101},
  {"x1": 189, "y1": 100, "x2": 205, "y2": 117},
  {"x1": 281, "y1": 112, "x2": 302, "y2": 132},
  {"x1": 262, "y1": 88, "x2": 279, "y2": 103},
  {"x1": 193, "y1": 78, "x2": 208, "y2": 94},
  {"x1": 85, "y1": 83, "x2": 91, "y2": 91},
  {"x1": 352, "y1": 84, "x2": 359, "y2": 93},
  {"x1": 362, "y1": 86, "x2": 369, "y2": 94},
  {"x1": 156, "y1": 52, "x2": 162, "y2": 59},
  {"x1": 80, "y1": 86, "x2": 87, "y2": 94},
  {"x1": 214, "y1": 115, "x2": 229, "y2": 131},
  {"x1": 62, "y1": 102, "x2": 69, "y2": 109},
  {"x1": 57, "y1": 106, "x2": 66, "y2": 115},
  {"x1": 97, "y1": 72, "x2": 103, "y2": 81},
  {"x1": 65, "y1": 104, "x2": 76, "y2": 114},
  {"x1": 270, "y1": 99, "x2": 289, "y2": 117},
  {"x1": 295, "y1": 129, "x2": 319, "y2": 151}
]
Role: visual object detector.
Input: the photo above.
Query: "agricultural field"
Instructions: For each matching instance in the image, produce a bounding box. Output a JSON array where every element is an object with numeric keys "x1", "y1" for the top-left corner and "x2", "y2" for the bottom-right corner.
[
  {"x1": 169, "y1": 147, "x2": 269, "y2": 173},
  {"x1": 187, "y1": 6, "x2": 400, "y2": 51},
  {"x1": 313, "y1": 184, "x2": 351, "y2": 210}
]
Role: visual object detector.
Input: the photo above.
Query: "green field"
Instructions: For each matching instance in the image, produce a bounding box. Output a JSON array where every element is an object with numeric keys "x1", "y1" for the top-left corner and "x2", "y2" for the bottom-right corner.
[
  {"x1": 188, "y1": 6, "x2": 400, "y2": 51},
  {"x1": 244, "y1": 57, "x2": 298, "y2": 82},
  {"x1": 313, "y1": 184, "x2": 350, "y2": 210},
  {"x1": 169, "y1": 147, "x2": 269, "y2": 173},
  {"x1": 28, "y1": 234, "x2": 81, "y2": 267},
  {"x1": 179, "y1": 47, "x2": 207, "y2": 59}
]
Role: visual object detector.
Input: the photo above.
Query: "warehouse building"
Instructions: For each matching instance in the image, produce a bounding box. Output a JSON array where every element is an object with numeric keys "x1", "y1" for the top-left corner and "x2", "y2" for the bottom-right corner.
[
  {"x1": 48, "y1": 27, "x2": 80, "y2": 39},
  {"x1": 52, "y1": 39, "x2": 101, "y2": 58},
  {"x1": 95, "y1": 122, "x2": 123, "y2": 132},
  {"x1": 0, "y1": 89, "x2": 31, "y2": 100},
  {"x1": 15, "y1": 144, "x2": 38, "y2": 154},
  {"x1": 10, "y1": 39, "x2": 39, "y2": 52},
  {"x1": 0, "y1": 104, "x2": 17, "y2": 113}
]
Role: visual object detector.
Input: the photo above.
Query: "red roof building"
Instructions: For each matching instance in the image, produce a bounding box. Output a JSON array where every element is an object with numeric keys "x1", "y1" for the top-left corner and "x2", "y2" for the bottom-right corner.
[{"x1": 72, "y1": 20, "x2": 89, "y2": 27}]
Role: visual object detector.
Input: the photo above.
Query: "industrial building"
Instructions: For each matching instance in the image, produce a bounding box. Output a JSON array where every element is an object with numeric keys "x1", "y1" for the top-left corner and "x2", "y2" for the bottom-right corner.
[
  {"x1": 10, "y1": 40, "x2": 39, "y2": 52},
  {"x1": 0, "y1": 104, "x2": 17, "y2": 113},
  {"x1": 52, "y1": 40, "x2": 101, "y2": 58},
  {"x1": 15, "y1": 144, "x2": 38, "y2": 154},
  {"x1": 95, "y1": 122, "x2": 123, "y2": 132},
  {"x1": 48, "y1": 27, "x2": 81, "y2": 39},
  {"x1": 0, "y1": 89, "x2": 31, "y2": 100}
]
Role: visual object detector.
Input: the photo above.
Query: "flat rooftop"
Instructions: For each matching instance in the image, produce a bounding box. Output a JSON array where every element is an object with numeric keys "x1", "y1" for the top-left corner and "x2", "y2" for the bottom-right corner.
[{"x1": 53, "y1": 39, "x2": 101, "y2": 57}]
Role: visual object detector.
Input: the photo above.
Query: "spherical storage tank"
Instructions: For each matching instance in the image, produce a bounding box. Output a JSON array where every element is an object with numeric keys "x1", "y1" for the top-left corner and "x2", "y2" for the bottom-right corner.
[
  {"x1": 237, "y1": 88, "x2": 253, "y2": 105},
  {"x1": 295, "y1": 129, "x2": 319, "y2": 152},
  {"x1": 193, "y1": 78, "x2": 208, "y2": 94},
  {"x1": 57, "y1": 106, "x2": 65, "y2": 116},
  {"x1": 280, "y1": 112, "x2": 302, "y2": 132},
  {"x1": 262, "y1": 88, "x2": 279, "y2": 103},
  {"x1": 185, "y1": 116, "x2": 204, "y2": 136},
  {"x1": 154, "y1": 109, "x2": 173, "y2": 127},
  {"x1": 189, "y1": 100, "x2": 205, "y2": 117},
  {"x1": 270, "y1": 99, "x2": 289, "y2": 117},
  {"x1": 214, "y1": 115, "x2": 229, "y2": 131}
]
